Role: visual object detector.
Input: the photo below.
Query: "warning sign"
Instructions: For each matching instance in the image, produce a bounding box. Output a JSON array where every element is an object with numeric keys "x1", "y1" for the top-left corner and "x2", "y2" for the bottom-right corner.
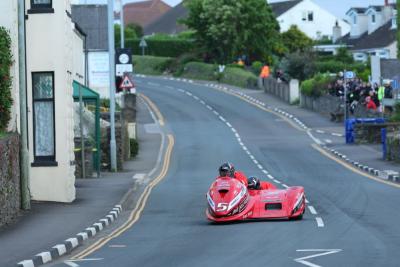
[{"x1": 119, "y1": 75, "x2": 134, "y2": 90}]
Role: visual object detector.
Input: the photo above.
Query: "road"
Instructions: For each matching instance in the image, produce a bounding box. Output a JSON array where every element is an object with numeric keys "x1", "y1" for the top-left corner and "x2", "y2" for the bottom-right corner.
[{"x1": 50, "y1": 77, "x2": 400, "y2": 267}]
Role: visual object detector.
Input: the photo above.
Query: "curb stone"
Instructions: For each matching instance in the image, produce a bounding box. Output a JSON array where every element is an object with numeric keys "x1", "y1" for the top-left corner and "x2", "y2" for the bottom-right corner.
[{"x1": 17, "y1": 205, "x2": 122, "y2": 267}]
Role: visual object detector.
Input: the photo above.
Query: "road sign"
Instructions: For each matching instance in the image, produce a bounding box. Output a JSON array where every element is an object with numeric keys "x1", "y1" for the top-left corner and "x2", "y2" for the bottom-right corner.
[
  {"x1": 119, "y1": 75, "x2": 134, "y2": 90},
  {"x1": 115, "y1": 48, "x2": 133, "y2": 76},
  {"x1": 116, "y1": 64, "x2": 133, "y2": 76},
  {"x1": 139, "y1": 38, "x2": 147, "y2": 48}
]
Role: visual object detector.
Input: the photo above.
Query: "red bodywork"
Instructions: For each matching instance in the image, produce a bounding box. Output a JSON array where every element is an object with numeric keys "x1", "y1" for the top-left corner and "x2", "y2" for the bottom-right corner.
[{"x1": 206, "y1": 177, "x2": 305, "y2": 222}]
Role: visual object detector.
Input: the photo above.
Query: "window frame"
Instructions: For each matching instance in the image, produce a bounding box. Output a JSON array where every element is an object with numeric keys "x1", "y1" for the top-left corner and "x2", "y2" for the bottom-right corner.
[
  {"x1": 31, "y1": 71, "x2": 57, "y2": 167},
  {"x1": 28, "y1": 0, "x2": 54, "y2": 14}
]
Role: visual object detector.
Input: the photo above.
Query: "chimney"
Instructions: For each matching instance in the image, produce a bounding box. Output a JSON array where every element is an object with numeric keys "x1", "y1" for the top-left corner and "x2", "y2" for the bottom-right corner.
[
  {"x1": 332, "y1": 21, "x2": 342, "y2": 43},
  {"x1": 384, "y1": 0, "x2": 389, "y2": 6}
]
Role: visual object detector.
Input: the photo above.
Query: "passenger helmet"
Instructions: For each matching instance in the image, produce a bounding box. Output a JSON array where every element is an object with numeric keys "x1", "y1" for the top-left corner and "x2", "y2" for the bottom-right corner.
[{"x1": 248, "y1": 176, "x2": 260, "y2": 189}]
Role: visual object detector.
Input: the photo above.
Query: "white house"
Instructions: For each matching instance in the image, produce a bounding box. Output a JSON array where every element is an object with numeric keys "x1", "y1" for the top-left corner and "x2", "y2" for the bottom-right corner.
[
  {"x1": 269, "y1": 0, "x2": 350, "y2": 40},
  {"x1": 0, "y1": 1, "x2": 20, "y2": 133},
  {"x1": 337, "y1": 2, "x2": 397, "y2": 61},
  {"x1": 25, "y1": 0, "x2": 85, "y2": 202}
]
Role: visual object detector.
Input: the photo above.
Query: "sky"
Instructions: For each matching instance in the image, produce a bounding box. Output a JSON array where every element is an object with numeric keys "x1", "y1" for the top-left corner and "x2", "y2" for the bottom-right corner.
[{"x1": 75, "y1": 0, "x2": 394, "y2": 19}]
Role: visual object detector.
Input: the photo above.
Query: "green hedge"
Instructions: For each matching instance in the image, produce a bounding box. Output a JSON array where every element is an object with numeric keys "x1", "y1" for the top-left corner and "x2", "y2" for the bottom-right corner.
[
  {"x1": 301, "y1": 73, "x2": 334, "y2": 97},
  {"x1": 181, "y1": 62, "x2": 258, "y2": 88},
  {"x1": 221, "y1": 68, "x2": 258, "y2": 88},
  {"x1": 126, "y1": 38, "x2": 195, "y2": 58},
  {"x1": 133, "y1": 55, "x2": 174, "y2": 75},
  {"x1": 0, "y1": 27, "x2": 13, "y2": 132},
  {"x1": 314, "y1": 60, "x2": 368, "y2": 76}
]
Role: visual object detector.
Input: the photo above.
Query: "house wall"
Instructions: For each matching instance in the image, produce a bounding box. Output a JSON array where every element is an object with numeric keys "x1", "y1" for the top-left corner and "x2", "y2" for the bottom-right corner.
[
  {"x1": 26, "y1": 0, "x2": 84, "y2": 202},
  {"x1": 0, "y1": 1, "x2": 20, "y2": 133},
  {"x1": 386, "y1": 41, "x2": 397, "y2": 59},
  {"x1": 349, "y1": 13, "x2": 368, "y2": 37},
  {"x1": 366, "y1": 9, "x2": 384, "y2": 34},
  {"x1": 277, "y1": 0, "x2": 350, "y2": 39}
]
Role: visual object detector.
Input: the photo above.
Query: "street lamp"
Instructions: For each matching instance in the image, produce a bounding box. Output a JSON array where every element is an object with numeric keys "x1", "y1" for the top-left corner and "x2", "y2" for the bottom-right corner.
[{"x1": 120, "y1": 0, "x2": 125, "y2": 49}]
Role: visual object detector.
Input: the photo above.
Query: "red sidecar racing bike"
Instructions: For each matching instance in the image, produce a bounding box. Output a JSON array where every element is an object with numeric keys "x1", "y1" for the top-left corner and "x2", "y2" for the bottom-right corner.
[{"x1": 206, "y1": 177, "x2": 305, "y2": 222}]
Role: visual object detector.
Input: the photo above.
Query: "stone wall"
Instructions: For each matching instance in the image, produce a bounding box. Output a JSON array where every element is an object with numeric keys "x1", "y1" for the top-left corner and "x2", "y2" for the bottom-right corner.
[
  {"x1": 100, "y1": 124, "x2": 128, "y2": 171},
  {"x1": 354, "y1": 123, "x2": 400, "y2": 144},
  {"x1": 74, "y1": 138, "x2": 94, "y2": 178},
  {"x1": 0, "y1": 133, "x2": 20, "y2": 227},
  {"x1": 300, "y1": 94, "x2": 343, "y2": 119}
]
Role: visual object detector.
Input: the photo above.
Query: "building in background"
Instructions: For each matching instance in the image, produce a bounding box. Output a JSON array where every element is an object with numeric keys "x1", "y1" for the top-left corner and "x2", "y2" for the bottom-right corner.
[
  {"x1": 336, "y1": 1, "x2": 397, "y2": 61},
  {"x1": 0, "y1": 1, "x2": 20, "y2": 133},
  {"x1": 72, "y1": 5, "x2": 110, "y2": 98},
  {"x1": 25, "y1": 0, "x2": 85, "y2": 202}
]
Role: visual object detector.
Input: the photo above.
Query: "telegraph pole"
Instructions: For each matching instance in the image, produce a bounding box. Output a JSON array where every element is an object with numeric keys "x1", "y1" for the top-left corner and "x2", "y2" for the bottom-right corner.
[
  {"x1": 120, "y1": 0, "x2": 125, "y2": 49},
  {"x1": 108, "y1": 0, "x2": 117, "y2": 171},
  {"x1": 18, "y1": 0, "x2": 30, "y2": 209}
]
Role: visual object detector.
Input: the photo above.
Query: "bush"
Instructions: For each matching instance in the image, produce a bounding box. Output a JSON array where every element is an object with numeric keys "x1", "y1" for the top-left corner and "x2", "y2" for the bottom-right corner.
[
  {"x1": 279, "y1": 50, "x2": 317, "y2": 81},
  {"x1": 0, "y1": 27, "x2": 13, "y2": 132},
  {"x1": 169, "y1": 53, "x2": 202, "y2": 76},
  {"x1": 221, "y1": 67, "x2": 258, "y2": 89},
  {"x1": 251, "y1": 61, "x2": 263, "y2": 75},
  {"x1": 301, "y1": 73, "x2": 334, "y2": 97},
  {"x1": 133, "y1": 55, "x2": 174, "y2": 75},
  {"x1": 314, "y1": 60, "x2": 368, "y2": 76},
  {"x1": 130, "y1": 138, "x2": 139, "y2": 158},
  {"x1": 226, "y1": 63, "x2": 244, "y2": 69},
  {"x1": 126, "y1": 38, "x2": 195, "y2": 58},
  {"x1": 180, "y1": 62, "x2": 217, "y2": 81}
]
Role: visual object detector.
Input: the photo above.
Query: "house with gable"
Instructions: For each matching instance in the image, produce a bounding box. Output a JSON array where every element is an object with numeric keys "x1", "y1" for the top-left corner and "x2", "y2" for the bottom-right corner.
[{"x1": 336, "y1": 1, "x2": 397, "y2": 62}]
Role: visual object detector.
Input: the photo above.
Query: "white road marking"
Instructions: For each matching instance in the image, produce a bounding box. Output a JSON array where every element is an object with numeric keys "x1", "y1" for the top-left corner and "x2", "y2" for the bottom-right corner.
[
  {"x1": 316, "y1": 217, "x2": 324, "y2": 227},
  {"x1": 200, "y1": 100, "x2": 205, "y2": 105},
  {"x1": 166, "y1": 86, "x2": 174, "y2": 90},
  {"x1": 316, "y1": 130, "x2": 325, "y2": 134},
  {"x1": 147, "y1": 82, "x2": 160, "y2": 86},
  {"x1": 206, "y1": 105, "x2": 212, "y2": 110},
  {"x1": 109, "y1": 245, "x2": 127, "y2": 248},
  {"x1": 267, "y1": 174, "x2": 274, "y2": 179},
  {"x1": 219, "y1": 116, "x2": 226, "y2": 122},
  {"x1": 177, "y1": 89, "x2": 185, "y2": 93},
  {"x1": 193, "y1": 96, "x2": 199, "y2": 100},
  {"x1": 64, "y1": 261, "x2": 79, "y2": 267},
  {"x1": 133, "y1": 173, "x2": 146, "y2": 180},
  {"x1": 295, "y1": 249, "x2": 342, "y2": 267},
  {"x1": 226, "y1": 122, "x2": 232, "y2": 127},
  {"x1": 282, "y1": 184, "x2": 289, "y2": 188},
  {"x1": 332, "y1": 133, "x2": 343, "y2": 137},
  {"x1": 262, "y1": 170, "x2": 269, "y2": 174},
  {"x1": 213, "y1": 110, "x2": 219, "y2": 116},
  {"x1": 249, "y1": 155, "x2": 255, "y2": 160},
  {"x1": 307, "y1": 130, "x2": 322, "y2": 145},
  {"x1": 273, "y1": 180, "x2": 281, "y2": 184},
  {"x1": 308, "y1": 206, "x2": 317, "y2": 215},
  {"x1": 325, "y1": 139, "x2": 332, "y2": 144},
  {"x1": 257, "y1": 164, "x2": 263, "y2": 170},
  {"x1": 305, "y1": 199, "x2": 309, "y2": 204}
]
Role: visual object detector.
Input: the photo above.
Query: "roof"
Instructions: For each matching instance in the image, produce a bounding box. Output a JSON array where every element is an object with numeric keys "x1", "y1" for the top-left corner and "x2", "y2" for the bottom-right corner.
[
  {"x1": 269, "y1": 0, "x2": 302, "y2": 17},
  {"x1": 71, "y1": 5, "x2": 108, "y2": 50},
  {"x1": 346, "y1": 7, "x2": 367, "y2": 15},
  {"x1": 381, "y1": 59, "x2": 400, "y2": 79},
  {"x1": 337, "y1": 20, "x2": 396, "y2": 51},
  {"x1": 121, "y1": 0, "x2": 171, "y2": 28},
  {"x1": 144, "y1": 2, "x2": 188, "y2": 35}
]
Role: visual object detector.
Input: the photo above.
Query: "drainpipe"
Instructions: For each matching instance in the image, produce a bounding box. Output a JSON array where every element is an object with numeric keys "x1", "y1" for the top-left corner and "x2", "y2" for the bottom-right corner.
[{"x1": 18, "y1": 0, "x2": 30, "y2": 210}]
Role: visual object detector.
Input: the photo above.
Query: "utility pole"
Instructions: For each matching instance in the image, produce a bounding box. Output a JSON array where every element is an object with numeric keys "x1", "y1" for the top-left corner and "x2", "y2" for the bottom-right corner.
[
  {"x1": 108, "y1": 0, "x2": 117, "y2": 171},
  {"x1": 120, "y1": 0, "x2": 125, "y2": 49},
  {"x1": 18, "y1": 0, "x2": 30, "y2": 210}
]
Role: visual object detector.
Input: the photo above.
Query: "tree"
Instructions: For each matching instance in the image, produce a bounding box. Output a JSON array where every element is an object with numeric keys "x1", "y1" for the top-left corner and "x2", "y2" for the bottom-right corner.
[
  {"x1": 115, "y1": 23, "x2": 143, "y2": 48},
  {"x1": 281, "y1": 25, "x2": 313, "y2": 53},
  {"x1": 183, "y1": 0, "x2": 282, "y2": 63}
]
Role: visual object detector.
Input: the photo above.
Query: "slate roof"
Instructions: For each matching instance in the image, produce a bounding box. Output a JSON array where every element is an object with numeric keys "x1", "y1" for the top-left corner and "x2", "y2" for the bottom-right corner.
[
  {"x1": 269, "y1": 0, "x2": 302, "y2": 17},
  {"x1": 144, "y1": 2, "x2": 188, "y2": 35},
  {"x1": 72, "y1": 5, "x2": 108, "y2": 50},
  {"x1": 346, "y1": 7, "x2": 367, "y2": 15},
  {"x1": 121, "y1": 0, "x2": 171, "y2": 28},
  {"x1": 337, "y1": 20, "x2": 396, "y2": 51}
]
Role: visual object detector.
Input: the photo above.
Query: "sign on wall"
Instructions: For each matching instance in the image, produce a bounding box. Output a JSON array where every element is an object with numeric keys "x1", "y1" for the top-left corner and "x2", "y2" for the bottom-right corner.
[{"x1": 88, "y1": 52, "x2": 109, "y2": 88}]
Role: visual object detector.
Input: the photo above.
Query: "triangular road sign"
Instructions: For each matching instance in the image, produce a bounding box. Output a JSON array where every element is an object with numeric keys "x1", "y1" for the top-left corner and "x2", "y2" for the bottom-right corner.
[{"x1": 119, "y1": 75, "x2": 134, "y2": 89}]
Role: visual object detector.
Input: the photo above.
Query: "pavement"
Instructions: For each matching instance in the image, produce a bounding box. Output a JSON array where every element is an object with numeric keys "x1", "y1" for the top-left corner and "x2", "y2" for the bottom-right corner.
[{"x1": 0, "y1": 96, "x2": 163, "y2": 267}]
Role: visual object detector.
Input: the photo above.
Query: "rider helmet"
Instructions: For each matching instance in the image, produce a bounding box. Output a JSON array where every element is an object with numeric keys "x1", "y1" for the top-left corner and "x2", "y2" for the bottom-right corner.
[
  {"x1": 247, "y1": 176, "x2": 260, "y2": 189},
  {"x1": 219, "y1": 162, "x2": 235, "y2": 177}
]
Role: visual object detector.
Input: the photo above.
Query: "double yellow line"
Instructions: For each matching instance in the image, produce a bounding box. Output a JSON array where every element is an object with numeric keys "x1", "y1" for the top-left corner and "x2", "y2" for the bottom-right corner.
[{"x1": 72, "y1": 137, "x2": 174, "y2": 258}]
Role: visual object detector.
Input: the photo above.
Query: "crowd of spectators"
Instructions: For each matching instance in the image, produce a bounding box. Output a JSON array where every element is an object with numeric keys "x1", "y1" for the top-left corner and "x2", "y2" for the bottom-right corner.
[{"x1": 328, "y1": 77, "x2": 394, "y2": 114}]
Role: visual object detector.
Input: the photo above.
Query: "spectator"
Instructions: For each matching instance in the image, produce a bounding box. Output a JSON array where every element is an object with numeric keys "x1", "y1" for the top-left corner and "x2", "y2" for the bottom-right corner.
[{"x1": 366, "y1": 96, "x2": 377, "y2": 110}]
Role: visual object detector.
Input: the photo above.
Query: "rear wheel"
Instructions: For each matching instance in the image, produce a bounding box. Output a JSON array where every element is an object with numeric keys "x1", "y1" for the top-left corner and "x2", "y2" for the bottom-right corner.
[{"x1": 291, "y1": 207, "x2": 305, "y2": 220}]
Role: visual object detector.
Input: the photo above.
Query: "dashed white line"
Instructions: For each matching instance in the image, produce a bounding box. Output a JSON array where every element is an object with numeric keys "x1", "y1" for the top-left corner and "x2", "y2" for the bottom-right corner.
[
  {"x1": 213, "y1": 110, "x2": 219, "y2": 116},
  {"x1": 325, "y1": 139, "x2": 332, "y2": 144},
  {"x1": 316, "y1": 217, "x2": 325, "y2": 227},
  {"x1": 206, "y1": 105, "x2": 212, "y2": 110},
  {"x1": 267, "y1": 174, "x2": 274, "y2": 179},
  {"x1": 262, "y1": 170, "x2": 269, "y2": 174},
  {"x1": 282, "y1": 184, "x2": 289, "y2": 188},
  {"x1": 226, "y1": 122, "x2": 232, "y2": 127},
  {"x1": 273, "y1": 180, "x2": 281, "y2": 184},
  {"x1": 332, "y1": 133, "x2": 343, "y2": 137},
  {"x1": 219, "y1": 116, "x2": 226, "y2": 122},
  {"x1": 316, "y1": 130, "x2": 325, "y2": 134},
  {"x1": 308, "y1": 206, "x2": 318, "y2": 215}
]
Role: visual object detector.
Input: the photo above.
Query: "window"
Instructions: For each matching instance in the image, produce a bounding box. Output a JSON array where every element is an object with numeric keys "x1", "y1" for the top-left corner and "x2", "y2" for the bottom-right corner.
[
  {"x1": 371, "y1": 14, "x2": 376, "y2": 24},
  {"x1": 32, "y1": 72, "x2": 57, "y2": 166},
  {"x1": 353, "y1": 15, "x2": 357, "y2": 25},
  {"x1": 302, "y1": 11, "x2": 314, "y2": 22},
  {"x1": 29, "y1": 0, "x2": 54, "y2": 14}
]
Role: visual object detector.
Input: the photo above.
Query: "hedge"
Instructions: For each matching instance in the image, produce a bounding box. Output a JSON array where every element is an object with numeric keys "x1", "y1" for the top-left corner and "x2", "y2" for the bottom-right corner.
[
  {"x1": 0, "y1": 27, "x2": 13, "y2": 132},
  {"x1": 180, "y1": 62, "x2": 216, "y2": 81},
  {"x1": 301, "y1": 73, "x2": 334, "y2": 97},
  {"x1": 221, "y1": 68, "x2": 258, "y2": 89},
  {"x1": 133, "y1": 55, "x2": 174, "y2": 75},
  {"x1": 126, "y1": 38, "x2": 195, "y2": 58},
  {"x1": 314, "y1": 60, "x2": 368, "y2": 75}
]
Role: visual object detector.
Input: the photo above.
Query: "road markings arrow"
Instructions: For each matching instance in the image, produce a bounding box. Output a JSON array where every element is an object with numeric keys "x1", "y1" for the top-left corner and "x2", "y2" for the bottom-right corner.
[{"x1": 295, "y1": 249, "x2": 342, "y2": 267}]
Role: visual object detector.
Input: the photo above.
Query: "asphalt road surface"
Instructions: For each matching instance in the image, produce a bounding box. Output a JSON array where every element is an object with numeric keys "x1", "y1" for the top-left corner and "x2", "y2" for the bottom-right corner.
[{"x1": 51, "y1": 77, "x2": 400, "y2": 267}]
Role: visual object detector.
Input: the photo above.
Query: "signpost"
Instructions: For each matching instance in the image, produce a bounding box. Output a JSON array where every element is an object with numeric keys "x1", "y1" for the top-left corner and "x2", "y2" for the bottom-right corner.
[
  {"x1": 139, "y1": 37, "x2": 147, "y2": 56},
  {"x1": 119, "y1": 74, "x2": 135, "y2": 93},
  {"x1": 343, "y1": 71, "x2": 355, "y2": 126},
  {"x1": 116, "y1": 48, "x2": 133, "y2": 76}
]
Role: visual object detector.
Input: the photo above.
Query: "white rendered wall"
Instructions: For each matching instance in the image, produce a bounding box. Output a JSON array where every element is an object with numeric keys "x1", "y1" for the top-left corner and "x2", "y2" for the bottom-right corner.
[
  {"x1": 26, "y1": 0, "x2": 81, "y2": 202},
  {"x1": 276, "y1": 0, "x2": 350, "y2": 39},
  {"x1": 0, "y1": 1, "x2": 20, "y2": 132}
]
